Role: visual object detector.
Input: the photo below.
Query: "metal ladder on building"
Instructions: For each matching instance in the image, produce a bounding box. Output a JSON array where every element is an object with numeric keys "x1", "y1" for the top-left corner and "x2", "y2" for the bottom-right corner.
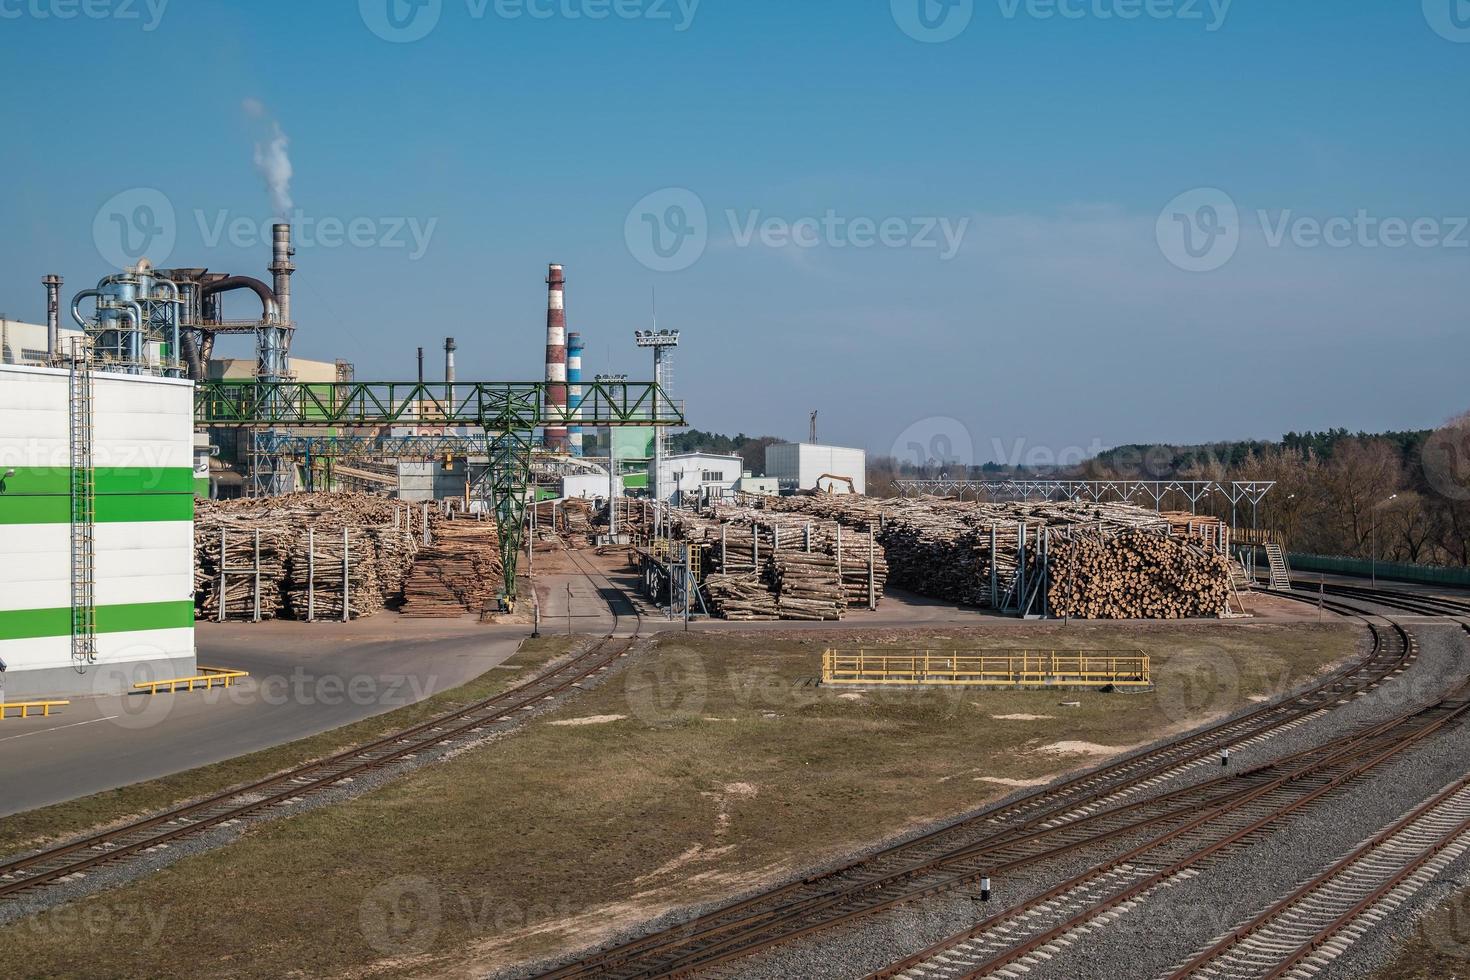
[
  {"x1": 1265, "y1": 542, "x2": 1292, "y2": 591},
  {"x1": 68, "y1": 346, "x2": 98, "y2": 670}
]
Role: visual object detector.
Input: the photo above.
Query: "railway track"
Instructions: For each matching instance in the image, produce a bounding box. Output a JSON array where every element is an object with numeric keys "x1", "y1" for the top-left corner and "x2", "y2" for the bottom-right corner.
[
  {"x1": 537, "y1": 607, "x2": 1416, "y2": 978},
  {"x1": 1164, "y1": 774, "x2": 1470, "y2": 979},
  {"x1": 0, "y1": 554, "x2": 642, "y2": 904},
  {"x1": 1295, "y1": 582, "x2": 1470, "y2": 619},
  {"x1": 873, "y1": 668, "x2": 1470, "y2": 980},
  {"x1": 867, "y1": 616, "x2": 1470, "y2": 980}
]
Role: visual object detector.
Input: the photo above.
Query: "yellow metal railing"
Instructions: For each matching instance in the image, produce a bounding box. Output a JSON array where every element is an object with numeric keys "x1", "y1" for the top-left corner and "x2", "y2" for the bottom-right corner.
[
  {"x1": 132, "y1": 667, "x2": 249, "y2": 696},
  {"x1": 821, "y1": 649, "x2": 1151, "y2": 689},
  {"x1": 0, "y1": 700, "x2": 71, "y2": 720}
]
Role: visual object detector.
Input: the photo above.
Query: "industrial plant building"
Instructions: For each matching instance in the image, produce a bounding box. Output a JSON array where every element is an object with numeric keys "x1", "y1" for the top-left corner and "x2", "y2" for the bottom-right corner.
[
  {"x1": 653, "y1": 452, "x2": 745, "y2": 505},
  {"x1": 0, "y1": 364, "x2": 197, "y2": 698},
  {"x1": 764, "y1": 443, "x2": 867, "y2": 494},
  {"x1": 2, "y1": 318, "x2": 84, "y2": 367}
]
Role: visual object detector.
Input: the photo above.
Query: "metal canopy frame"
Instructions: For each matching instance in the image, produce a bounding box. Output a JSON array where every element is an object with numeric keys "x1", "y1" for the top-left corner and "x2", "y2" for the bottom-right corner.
[
  {"x1": 199, "y1": 380, "x2": 684, "y2": 608},
  {"x1": 893, "y1": 479, "x2": 1276, "y2": 526},
  {"x1": 256, "y1": 433, "x2": 492, "y2": 460},
  {"x1": 196, "y1": 380, "x2": 682, "y2": 428}
]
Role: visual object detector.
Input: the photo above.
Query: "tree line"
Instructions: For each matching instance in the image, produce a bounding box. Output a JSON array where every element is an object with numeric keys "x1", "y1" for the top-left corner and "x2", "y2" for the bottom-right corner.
[{"x1": 864, "y1": 418, "x2": 1470, "y2": 567}]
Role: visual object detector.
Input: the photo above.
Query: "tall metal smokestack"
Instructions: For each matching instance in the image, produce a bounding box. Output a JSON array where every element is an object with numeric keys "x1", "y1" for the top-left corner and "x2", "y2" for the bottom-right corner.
[
  {"x1": 42, "y1": 274, "x2": 62, "y2": 361},
  {"x1": 567, "y1": 331, "x2": 584, "y2": 457},
  {"x1": 544, "y1": 264, "x2": 568, "y2": 452},
  {"x1": 444, "y1": 337, "x2": 456, "y2": 407},
  {"x1": 269, "y1": 223, "x2": 295, "y2": 327},
  {"x1": 417, "y1": 347, "x2": 425, "y2": 385}
]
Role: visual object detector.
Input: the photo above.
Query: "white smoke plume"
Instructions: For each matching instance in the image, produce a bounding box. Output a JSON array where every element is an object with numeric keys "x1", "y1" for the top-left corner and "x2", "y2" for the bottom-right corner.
[{"x1": 243, "y1": 98, "x2": 293, "y2": 218}]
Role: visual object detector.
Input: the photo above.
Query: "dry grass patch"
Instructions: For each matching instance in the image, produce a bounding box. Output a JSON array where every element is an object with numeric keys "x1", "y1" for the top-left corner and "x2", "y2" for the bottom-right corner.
[{"x1": 0, "y1": 622, "x2": 1358, "y2": 979}]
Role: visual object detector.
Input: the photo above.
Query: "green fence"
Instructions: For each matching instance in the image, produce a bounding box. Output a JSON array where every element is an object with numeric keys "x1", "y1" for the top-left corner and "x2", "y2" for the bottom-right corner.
[{"x1": 1287, "y1": 552, "x2": 1470, "y2": 588}]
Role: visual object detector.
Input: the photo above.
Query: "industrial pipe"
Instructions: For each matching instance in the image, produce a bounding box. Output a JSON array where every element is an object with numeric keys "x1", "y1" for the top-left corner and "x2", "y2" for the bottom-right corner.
[
  {"x1": 269, "y1": 223, "x2": 295, "y2": 328},
  {"x1": 118, "y1": 300, "x2": 144, "y2": 368},
  {"x1": 70, "y1": 289, "x2": 103, "y2": 331},
  {"x1": 199, "y1": 275, "x2": 280, "y2": 321},
  {"x1": 42, "y1": 275, "x2": 62, "y2": 362}
]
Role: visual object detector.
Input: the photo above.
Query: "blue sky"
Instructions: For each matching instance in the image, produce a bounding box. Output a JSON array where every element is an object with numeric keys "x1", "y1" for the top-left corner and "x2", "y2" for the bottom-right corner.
[{"x1": 2, "y1": 1, "x2": 1467, "y2": 465}]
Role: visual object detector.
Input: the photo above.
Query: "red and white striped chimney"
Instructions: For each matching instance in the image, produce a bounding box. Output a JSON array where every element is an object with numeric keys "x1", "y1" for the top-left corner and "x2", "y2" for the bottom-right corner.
[{"x1": 544, "y1": 263, "x2": 568, "y2": 451}]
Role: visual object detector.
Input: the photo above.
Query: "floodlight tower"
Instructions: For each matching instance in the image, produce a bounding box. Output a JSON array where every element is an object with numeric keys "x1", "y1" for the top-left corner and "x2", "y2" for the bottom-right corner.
[
  {"x1": 596, "y1": 372, "x2": 630, "y2": 518},
  {"x1": 634, "y1": 328, "x2": 679, "y2": 503}
]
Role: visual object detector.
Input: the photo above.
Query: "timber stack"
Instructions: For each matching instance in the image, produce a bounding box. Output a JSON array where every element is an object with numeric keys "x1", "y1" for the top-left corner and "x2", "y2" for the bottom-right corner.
[
  {"x1": 400, "y1": 519, "x2": 504, "y2": 617},
  {"x1": 756, "y1": 495, "x2": 1233, "y2": 619},
  {"x1": 194, "y1": 493, "x2": 445, "y2": 621},
  {"x1": 1036, "y1": 528, "x2": 1233, "y2": 618},
  {"x1": 665, "y1": 507, "x2": 884, "y2": 620},
  {"x1": 194, "y1": 523, "x2": 290, "y2": 620}
]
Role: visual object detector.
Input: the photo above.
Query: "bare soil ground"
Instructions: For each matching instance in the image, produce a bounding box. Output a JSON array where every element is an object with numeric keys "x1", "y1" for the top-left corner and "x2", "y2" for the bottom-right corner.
[
  {"x1": 0, "y1": 622, "x2": 1358, "y2": 979},
  {"x1": 1372, "y1": 889, "x2": 1470, "y2": 979}
]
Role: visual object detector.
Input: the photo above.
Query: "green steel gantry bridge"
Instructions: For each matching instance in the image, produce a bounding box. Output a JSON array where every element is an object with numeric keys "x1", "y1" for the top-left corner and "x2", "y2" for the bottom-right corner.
[{"x1": 195, "y1": 379, "x2": 684, "y2": 607}]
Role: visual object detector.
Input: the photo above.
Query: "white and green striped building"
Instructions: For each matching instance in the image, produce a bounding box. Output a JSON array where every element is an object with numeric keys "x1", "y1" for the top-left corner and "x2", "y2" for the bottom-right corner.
[{"x1": 0, "y1": 364, "x2": 196, "y2": 699}]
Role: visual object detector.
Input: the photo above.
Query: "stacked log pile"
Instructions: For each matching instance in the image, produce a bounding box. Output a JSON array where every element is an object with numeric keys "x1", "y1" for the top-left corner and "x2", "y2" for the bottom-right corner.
[
  {"x1": 876, "y1": 504, "x2": 999, "y2": 606},
  {"x1": 282, "y1": 530, "x2": 393, "y2": 621},
  {"x1": 663, "y1": 508, "x2": 883, "y2": 620},
  {"x1": 560, "y1": 498, "x2": 595, "y2": 539},
  {"x1": 194, "y1": 523, "x2": 290, "y2": 620},
  {"x1": 400, "y1": 520, "x2": 504, "y2": 618},
  {"x1": 1038, "y1": 529, "x2": 1233, "y2": 619},
  {"x1": 195, "y1": 493, "x2": 428, "y2": 621},
  {"x1": 768, "y1": 551, "x2": 843, "y2": 620},
  {"x1": 753, "y1": 495, "x2": 1233, "y2": 619},
  {"x1": 702, "y1": 573, "x2": 778, "y2": 620},
  {"x1": 607, "y1": 499, "x2": 642, "y2": 537}
]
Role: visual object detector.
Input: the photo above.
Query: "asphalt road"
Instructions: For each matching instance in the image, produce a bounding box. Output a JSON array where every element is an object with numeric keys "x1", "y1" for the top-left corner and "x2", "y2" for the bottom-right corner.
[{"x1": 0, "y1": 617, "x2": 529, "y2": 817}]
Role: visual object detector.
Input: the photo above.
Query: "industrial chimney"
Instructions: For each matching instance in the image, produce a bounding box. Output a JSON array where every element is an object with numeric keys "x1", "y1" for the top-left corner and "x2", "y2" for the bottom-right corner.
[
  {"x1": 42, "y1": 274, "x2": 62, "y2": 361},
  {"x1": 444, "y1": 337, "x2": 456, "y2": 408},
  {"x1": 417, "y1": 346, "x2": 425, "y2": 385},
  {"x1": 269, "y1": 223, "x2": 295, "y2": 327},
  {"x1": 544, "y1": 264, "x2": 568, "y2": 452},
  {"x1": 567, "y1": 331, "x2": 584, "y2": 457}
]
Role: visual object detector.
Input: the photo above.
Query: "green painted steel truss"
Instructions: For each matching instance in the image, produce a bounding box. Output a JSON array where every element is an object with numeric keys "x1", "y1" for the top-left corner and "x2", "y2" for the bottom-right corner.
[
  {"x1": 195, "y1": 380, "x2": 682, "y2": 428},
  {"x1": 196, "y1": 380, "x2": 684, "y2": 608}
]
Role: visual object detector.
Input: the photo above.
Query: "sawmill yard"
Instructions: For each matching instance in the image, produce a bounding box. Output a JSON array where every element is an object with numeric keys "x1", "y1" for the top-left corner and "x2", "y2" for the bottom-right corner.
[{"x1": 0, "y1": 621, "x2": 1360, "y2": 979}]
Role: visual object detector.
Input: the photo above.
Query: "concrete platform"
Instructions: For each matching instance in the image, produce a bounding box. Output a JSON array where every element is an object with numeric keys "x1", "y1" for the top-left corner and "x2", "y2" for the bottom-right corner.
[{"x1": 0, "y1": 616, "x2": 529, "y2": 817}]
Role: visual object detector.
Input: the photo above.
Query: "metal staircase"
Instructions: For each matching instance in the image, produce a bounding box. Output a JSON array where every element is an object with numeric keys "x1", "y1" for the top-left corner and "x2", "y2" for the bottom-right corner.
[
  {"x1": 68, "y1": 347, "x2": 98, "y2": 670},
  {"x1": 1265, "y1": 542, "x2": 1292, "y2": 591}
]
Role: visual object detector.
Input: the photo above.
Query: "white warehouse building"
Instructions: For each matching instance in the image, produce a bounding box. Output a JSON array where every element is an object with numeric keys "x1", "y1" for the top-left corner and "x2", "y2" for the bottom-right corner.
[
  {"x1": 651, "y1": 452, "x2": 745, "y2": 505},
  {"x1": 764, "y1": 443, "x2": 867, "y2": 495},
  {"x1": 0, "y1": 364, "x2": 197, "y2": 698},
  {"x1": 1, "y1": 318, "x2": 84, "y2": 367}
]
